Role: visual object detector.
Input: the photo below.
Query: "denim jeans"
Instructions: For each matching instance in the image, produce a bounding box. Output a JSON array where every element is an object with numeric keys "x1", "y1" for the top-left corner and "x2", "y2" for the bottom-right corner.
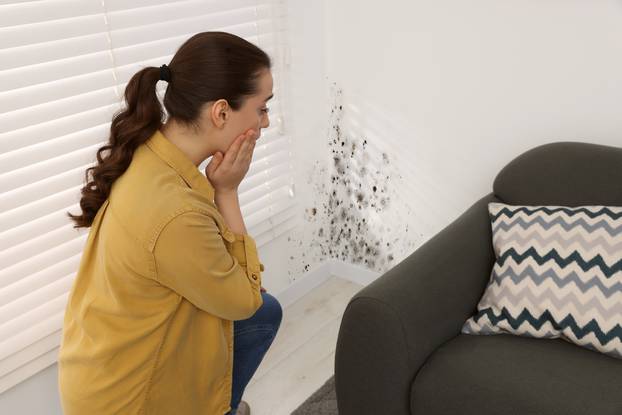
[{"x1": 225, "y1": 291, "x2": 283, "y2": 415}]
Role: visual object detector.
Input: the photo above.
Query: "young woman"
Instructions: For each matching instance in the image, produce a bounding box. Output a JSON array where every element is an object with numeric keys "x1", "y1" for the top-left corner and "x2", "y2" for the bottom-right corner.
[{"x1": 59, "y1": 31, "x2": 283, "y2": 415}]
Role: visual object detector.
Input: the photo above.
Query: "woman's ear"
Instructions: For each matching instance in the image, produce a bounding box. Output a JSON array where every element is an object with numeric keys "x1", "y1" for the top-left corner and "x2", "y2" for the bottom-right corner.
[{"x1": 209, "y1": 99, "x2": 229, "y2": 128}]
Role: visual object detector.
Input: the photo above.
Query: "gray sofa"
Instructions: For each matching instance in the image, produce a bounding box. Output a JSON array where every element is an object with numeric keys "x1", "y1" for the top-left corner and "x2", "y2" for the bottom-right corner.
[{"x1": 334, "y1": 141, "x2": 622, "y2": 415}]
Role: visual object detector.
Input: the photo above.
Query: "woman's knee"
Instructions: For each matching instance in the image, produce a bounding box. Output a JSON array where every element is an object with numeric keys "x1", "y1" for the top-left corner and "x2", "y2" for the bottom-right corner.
[{"x1": 259, "y1": 292, "x2": 283, "y2": 328}]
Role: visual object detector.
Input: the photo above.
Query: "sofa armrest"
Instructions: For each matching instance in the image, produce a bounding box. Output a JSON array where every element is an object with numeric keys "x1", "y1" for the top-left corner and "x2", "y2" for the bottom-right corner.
[{"x1": 335, "y1": 192, "x2": 498, "y2": 415}]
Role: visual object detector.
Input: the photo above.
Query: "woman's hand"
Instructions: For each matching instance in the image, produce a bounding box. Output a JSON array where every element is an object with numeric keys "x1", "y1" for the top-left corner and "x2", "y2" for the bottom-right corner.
[{"x1": 205, "y1": 128, "x2": 257, "y2": 193}]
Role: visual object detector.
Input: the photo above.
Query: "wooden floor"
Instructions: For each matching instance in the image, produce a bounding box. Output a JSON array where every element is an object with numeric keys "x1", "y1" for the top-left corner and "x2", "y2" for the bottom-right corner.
[{"x1": 241, "y1": 276, "x2": 364, "y2": 415}]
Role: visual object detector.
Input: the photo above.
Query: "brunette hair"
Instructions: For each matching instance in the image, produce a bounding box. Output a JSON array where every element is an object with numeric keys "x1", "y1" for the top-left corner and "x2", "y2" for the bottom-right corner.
[{"x1": 67, "y1": 31, "x2": 271, "y2": 228}]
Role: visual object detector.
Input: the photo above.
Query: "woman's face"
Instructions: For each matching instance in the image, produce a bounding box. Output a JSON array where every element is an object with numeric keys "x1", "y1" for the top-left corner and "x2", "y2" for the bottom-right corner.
[{"x1": 206, "y1": 68, "x2": 274, "y2": 154}]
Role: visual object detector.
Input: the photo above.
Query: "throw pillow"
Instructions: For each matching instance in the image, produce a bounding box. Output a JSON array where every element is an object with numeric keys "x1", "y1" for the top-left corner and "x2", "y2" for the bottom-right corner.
[{"x1": 461, "y1": 202, "x2": 622, "y2": 359}]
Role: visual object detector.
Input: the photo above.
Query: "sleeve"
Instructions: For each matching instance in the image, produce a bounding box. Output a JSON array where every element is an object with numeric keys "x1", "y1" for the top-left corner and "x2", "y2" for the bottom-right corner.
[{"x1": 152, "y1": 210, "x2": 264, "y2": 321}]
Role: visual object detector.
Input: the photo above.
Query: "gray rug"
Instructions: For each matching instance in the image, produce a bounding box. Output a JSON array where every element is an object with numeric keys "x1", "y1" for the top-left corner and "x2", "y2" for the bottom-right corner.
[{"x1": 290, "y1": 374, "x2": 338, "y2": 415}]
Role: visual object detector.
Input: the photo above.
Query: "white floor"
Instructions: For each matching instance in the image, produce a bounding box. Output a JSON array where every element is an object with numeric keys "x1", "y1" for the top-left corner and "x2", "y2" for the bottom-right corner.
[{"x1": 242, "y1": 276, "x2": 364, "y2": 415}]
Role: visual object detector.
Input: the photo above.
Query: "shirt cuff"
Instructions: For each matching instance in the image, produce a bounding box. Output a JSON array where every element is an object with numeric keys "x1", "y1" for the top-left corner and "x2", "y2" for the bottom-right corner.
[{"x1": 226, "y1": 232, "x2": 262, "y2": 287}]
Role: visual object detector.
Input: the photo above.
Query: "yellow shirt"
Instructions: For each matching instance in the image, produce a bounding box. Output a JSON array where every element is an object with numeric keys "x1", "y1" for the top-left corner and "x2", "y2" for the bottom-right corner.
[{"x1": 58, "y1": 129, "x2": 264, "y2": 415}]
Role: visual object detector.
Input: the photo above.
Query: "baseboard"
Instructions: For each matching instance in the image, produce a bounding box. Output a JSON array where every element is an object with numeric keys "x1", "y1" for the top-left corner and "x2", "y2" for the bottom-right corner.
[
  {"x1": 329, "y1": 260, "x2": 382, "y2": 286},
  {"x1": 273, "y1": 260, "x2": 382, "y2": 309}
]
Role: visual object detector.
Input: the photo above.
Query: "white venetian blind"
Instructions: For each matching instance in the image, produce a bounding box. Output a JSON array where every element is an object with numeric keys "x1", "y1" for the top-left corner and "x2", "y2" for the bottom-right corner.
[{"x1": 0, "y1": 0, "x2": 299, "y2": 394}]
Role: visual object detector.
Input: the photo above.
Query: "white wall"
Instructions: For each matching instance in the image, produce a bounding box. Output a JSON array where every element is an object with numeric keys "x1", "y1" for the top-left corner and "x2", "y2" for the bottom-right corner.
[
  {"x1": 321, "y1": 0, "x2": 622, "y2": 245},
  {"x1": 282, "y1": 0, "x2": 622, "y2": 286},
  {"x1": 258, "y1": 0, "x2": 331, "y2": 292}
]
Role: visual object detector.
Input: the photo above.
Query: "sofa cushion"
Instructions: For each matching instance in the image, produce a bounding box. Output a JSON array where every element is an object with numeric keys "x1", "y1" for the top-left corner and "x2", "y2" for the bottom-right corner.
[
  {"x1": 411, "y1": 334, "x2": 622, "y2": 415},
  {"x1": 462, "y1": 202, "x2": 622, "y2": 359}
]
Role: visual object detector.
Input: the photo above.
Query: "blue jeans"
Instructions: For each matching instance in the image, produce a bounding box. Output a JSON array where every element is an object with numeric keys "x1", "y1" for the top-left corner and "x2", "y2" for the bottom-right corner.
[{"x1": 225, "y1": 292, "x2": 283, "y2": 415}]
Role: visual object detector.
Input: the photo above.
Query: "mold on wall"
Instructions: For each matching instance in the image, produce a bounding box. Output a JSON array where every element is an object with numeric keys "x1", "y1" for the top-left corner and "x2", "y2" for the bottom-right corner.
[{"x1": 287, "y1": 82, "x2": 422, "y2": 282}]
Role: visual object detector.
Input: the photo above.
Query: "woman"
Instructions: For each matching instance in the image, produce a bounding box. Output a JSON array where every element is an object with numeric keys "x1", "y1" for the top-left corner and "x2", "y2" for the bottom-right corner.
[{"x1": 59, "y1": 31, "x2": 283, "y2": 415}]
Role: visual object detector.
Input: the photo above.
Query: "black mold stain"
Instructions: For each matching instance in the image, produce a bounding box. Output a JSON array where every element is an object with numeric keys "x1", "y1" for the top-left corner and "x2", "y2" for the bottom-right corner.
[{"x1": 290, "y1": 83, "x2": 406, "y2": 276}]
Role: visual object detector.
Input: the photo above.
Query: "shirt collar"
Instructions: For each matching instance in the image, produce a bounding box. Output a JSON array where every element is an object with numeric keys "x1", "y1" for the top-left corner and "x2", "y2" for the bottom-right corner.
[{"x1": 145, "y1": 128, "x2": 215, "y2": 202}]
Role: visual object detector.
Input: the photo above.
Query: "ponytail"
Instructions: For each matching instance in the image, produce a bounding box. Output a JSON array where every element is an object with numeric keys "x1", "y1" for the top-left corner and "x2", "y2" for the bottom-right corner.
[{"x1": 67, "y1": 66, "x2": 163, "y2": 228}]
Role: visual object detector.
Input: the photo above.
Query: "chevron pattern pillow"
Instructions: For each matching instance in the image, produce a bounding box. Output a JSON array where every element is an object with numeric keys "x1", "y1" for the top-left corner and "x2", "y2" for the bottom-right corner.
[{"x1": 461, "y1": 202, "x2": 622, "y2": 359}]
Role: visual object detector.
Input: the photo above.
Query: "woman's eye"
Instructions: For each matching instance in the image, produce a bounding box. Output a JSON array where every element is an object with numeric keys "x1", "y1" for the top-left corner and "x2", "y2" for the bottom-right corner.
[{"x1": 260, "y1": 107, "x2": 270, "y2": 114}]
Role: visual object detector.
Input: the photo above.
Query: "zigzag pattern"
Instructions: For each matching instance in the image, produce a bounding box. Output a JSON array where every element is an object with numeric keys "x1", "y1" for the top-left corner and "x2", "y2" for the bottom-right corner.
[
  {"x1": 498, "y1": 247, "x2": 622, "y2": 277},
  {"x1": 462, "y1": 202, "x2": 622, "y2": 360},
  {"x1": 493, "y1": 229, "x2": 622, "y2": 257},
  {"x1": 469, "y1": 307, "x2": 622, "y2": 352},
  {"x1": 493, "y1": 216, "x2": 622, "y2": 238},
  {"x1": 489, "y1": 204, "x2": 622, "y2": 221},
  {"x1": 492, "y1": 264, "x2": 622, "y2": 296},
  {"x1": 480, "y1": 284, "x2": 621, "y2": 323}
]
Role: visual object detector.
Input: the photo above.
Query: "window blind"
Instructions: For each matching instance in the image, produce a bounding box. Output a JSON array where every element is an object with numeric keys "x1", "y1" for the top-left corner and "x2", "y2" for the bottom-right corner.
[{"x1": 0, "y1": 0, "x2": 299, "y2": 394}]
